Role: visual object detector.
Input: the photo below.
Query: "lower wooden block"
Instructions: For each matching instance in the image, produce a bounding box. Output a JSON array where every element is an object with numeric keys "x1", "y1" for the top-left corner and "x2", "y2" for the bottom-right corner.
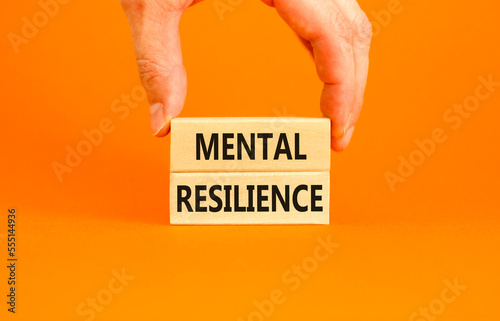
[{"x1": 170, "y1": 172, "x2": 329, "y2": 225}]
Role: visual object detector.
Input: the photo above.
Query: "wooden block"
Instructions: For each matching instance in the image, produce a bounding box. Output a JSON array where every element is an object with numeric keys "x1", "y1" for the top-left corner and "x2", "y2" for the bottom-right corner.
[
  {"x1": 170, "y1": 118, "x2": 330, "y2": 172},
  {"x1": 170, "y1": 172, "x2": 329, "y2": 225}
]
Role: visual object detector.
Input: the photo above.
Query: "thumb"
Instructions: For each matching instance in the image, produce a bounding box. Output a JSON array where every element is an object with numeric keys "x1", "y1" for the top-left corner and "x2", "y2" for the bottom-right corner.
[{"x1": 121, "y1": 0, "x2": 190, "y2": 137}]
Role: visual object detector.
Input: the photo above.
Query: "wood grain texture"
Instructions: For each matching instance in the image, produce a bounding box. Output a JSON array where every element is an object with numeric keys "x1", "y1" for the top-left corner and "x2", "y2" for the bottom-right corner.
[
  {"x1": 170, "y1": 172, "x2": 329, "y2": 225},
  {"x1": 170, "y1": 118, "x2": 330, "y2": 172}
]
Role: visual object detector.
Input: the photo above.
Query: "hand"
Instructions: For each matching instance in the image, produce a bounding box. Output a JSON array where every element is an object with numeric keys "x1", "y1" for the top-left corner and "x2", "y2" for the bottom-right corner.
[{"x1": 120, "y1": 0, "x2": 372, "y2": 151}]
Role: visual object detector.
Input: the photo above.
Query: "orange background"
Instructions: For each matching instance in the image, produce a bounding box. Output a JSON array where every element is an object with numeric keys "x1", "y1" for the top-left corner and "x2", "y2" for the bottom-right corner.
[{"x1": 1, "y1": 0, "x2": 499, "y2": 320}]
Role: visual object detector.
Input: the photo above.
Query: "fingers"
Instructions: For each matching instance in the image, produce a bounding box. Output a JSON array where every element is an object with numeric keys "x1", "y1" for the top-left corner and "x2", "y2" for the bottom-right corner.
[
  {"x1": 121, "y1": 0, "x2": 194, "y2": 137},
  {"x1": 312, "y1": 22, "x2": 357, "y2": 151},
  {"x1": 297, "y1": 35, "x2": 314, "y2": 57},
  {"x1": 269, "y1": 0, "x2": 372, "y2": 151},
  {"x1": 330, "y1": 0, "x2": 372, "y2": 150}
]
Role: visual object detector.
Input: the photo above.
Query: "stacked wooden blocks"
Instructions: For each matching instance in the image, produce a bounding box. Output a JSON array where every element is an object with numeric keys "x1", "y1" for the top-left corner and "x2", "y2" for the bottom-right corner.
[{"x1": 170, "y1": 118, "x2": 331, "y2": 225}]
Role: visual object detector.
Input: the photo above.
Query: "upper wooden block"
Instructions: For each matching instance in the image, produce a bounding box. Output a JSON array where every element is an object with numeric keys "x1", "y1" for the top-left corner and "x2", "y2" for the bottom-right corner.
[{"x1": 170, "y1": 118, "x2": 330, "y2": 172}]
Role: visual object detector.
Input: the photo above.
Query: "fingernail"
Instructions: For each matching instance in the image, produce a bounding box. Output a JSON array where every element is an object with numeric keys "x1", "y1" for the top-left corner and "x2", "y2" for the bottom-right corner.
[
  {"x1": 150, "y1": 103, "x2": 169, "y2": 137},
  {"x1": 341, "y1": 126, "x2": 355, "y2": 150},
  {"x1": 343, "y1": 113, "x2": 353, "y2": 137}
]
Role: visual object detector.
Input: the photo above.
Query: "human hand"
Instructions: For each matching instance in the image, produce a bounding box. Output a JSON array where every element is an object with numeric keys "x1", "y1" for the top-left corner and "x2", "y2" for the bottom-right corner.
[{"x1": 120, "y1": 0, "x2": 372, "y2": 151}]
